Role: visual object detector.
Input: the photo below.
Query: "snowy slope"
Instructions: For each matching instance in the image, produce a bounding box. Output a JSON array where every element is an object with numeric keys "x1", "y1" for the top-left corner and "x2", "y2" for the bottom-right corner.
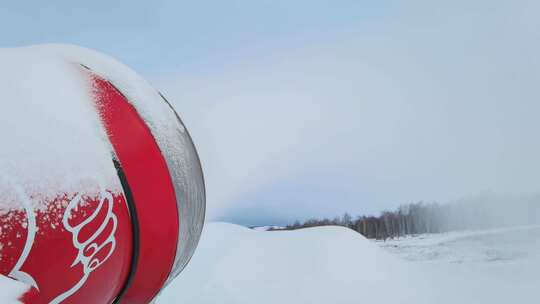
[
  {"x1": 158, "y1": 223, "x2": 539, "y2": 304},
  {"x1": 158, "y1": 222, "x2": 436, "y2": 304}
]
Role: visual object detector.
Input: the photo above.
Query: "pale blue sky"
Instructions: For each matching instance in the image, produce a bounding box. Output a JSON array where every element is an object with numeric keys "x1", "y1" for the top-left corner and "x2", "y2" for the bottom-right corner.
[
  {"x1": 2, "y1": 1, "x2": 540, "y2": 225},
  {"x1": 0, "y1": 1, "x2": 370, "y2": 76}
]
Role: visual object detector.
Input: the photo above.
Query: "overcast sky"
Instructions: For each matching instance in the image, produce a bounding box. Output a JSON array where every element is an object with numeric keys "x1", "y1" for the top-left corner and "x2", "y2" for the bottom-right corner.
[{"x1": 2, "y1": 0, "x2": 539, "y2": 225}]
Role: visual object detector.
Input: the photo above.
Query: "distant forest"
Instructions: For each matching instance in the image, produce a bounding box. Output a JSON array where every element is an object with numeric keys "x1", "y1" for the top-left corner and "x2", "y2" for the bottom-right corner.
[{"x1": 271, "y1": 194, "x2": 540, "y2": 240}]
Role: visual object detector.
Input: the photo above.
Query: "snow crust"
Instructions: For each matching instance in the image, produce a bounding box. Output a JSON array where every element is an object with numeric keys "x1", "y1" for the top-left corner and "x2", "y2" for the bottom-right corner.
[
  {"x1": 33, "y1": 44, "x2": 187, "y2": 151},
  {"x1": 0, "y1": 274, "x2": 30, "y2": 303},
  {"x1": 0, "y1": 46, "x2": 120, "y2": 212}
]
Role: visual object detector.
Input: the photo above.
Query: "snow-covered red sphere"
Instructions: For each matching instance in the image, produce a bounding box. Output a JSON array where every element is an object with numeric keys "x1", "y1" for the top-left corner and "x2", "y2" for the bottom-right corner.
[{"x1": 0, "y1": 45, "x2": 205, "y2": 303}]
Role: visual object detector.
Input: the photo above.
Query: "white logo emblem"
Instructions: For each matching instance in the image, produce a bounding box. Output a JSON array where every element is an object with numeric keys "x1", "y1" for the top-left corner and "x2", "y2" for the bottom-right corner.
[
  {"x1": 51, "y1": 190, "x2": 118, "y2": 304},
  {"x1": 5, "y1": 178, "x2": 39, "y2": 291}
]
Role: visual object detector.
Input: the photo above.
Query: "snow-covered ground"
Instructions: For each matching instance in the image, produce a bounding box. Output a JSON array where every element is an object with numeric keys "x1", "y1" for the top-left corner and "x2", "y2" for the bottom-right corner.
[
  {"x1": 376, "y1": 225, "x2": 540, "y2": 264},
  {"x1": 158, "y1": 222, "x2": 435, "y2": 304},
  {"x1": 158, "y1": 223, "x2": 539, "y2": 304},
  {"x1": 376, "y1": 225, "x2": 540, "y2": 304}
]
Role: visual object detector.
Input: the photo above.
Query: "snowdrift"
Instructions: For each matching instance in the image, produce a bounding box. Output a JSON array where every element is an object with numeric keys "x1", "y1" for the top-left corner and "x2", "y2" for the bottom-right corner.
[
  {"x1": 160, "y1": 223, "x2": 539, "y2": 304},
  {"x1": 157, "y1": 223, "x2": 436, "y2": 304}
]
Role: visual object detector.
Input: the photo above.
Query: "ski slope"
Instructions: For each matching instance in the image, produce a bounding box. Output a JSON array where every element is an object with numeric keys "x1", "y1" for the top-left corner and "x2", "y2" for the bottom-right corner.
[{"x1": 158, "y1": 223, "x2": 539, "y2": 304}]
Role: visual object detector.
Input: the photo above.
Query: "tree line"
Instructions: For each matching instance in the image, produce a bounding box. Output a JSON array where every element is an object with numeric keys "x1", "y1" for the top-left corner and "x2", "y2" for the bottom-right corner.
[
  {"x1": 271, "y1": 194, "x2": 540, "y2": 240},
  {"x1": 275, "y1": 202, "x2": 444, "y2": 240}
]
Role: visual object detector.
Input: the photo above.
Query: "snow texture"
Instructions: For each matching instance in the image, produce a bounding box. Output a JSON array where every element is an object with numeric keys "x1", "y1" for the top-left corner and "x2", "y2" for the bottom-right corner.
[
  {"x1": 158, "y1": 222, "x2": 539, "y2": 304},
  {"x1": 0, "y1": 46, "x2": 119, "y2": 212}
]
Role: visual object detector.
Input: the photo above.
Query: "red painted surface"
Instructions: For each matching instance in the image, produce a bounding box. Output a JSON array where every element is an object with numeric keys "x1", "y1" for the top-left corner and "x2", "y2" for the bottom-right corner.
[
  {"x1": 0, "y1": 70, "x2": 181, "y2": 303},
  {"x1": 0, "y1": 191, "x2": 132, "y2": 304},
  {"x1": 91, "y1": 74, "x2": 180, "y2": 303},
  {"x1": 19, "y1": 286, "x2": 39, "y2": 303}
]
